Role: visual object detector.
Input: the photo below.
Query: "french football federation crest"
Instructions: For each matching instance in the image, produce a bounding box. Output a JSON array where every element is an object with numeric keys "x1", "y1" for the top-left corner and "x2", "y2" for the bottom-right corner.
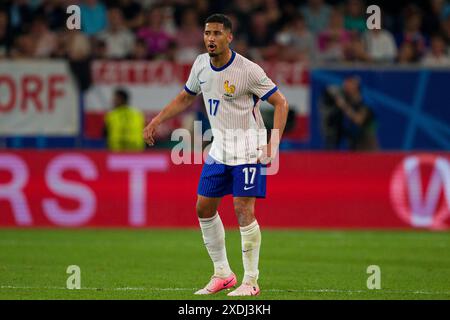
[{"x1": 224, "y1": 80, "x2": 235, "y2": 97}]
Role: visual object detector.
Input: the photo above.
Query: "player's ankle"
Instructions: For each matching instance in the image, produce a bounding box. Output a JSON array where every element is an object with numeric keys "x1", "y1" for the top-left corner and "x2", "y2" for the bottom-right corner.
[
  {"x1": 242, "y1": 275, "x2": 258, "y2": 286},
  {"x1": 214, "y1": 265, "x2": 232, "y2": 277},
  {"x1": 214, "y1": 269, "x2": 233, "y2": 278}
]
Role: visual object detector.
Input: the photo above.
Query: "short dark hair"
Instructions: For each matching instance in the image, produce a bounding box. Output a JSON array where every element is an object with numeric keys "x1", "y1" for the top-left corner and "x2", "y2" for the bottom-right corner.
[
  {"x1": 115, "y1": 88, "x2": 129, "y2": 105},
  {"x1": 205, "y1": 14, "x2": 232, "y2": 32}
]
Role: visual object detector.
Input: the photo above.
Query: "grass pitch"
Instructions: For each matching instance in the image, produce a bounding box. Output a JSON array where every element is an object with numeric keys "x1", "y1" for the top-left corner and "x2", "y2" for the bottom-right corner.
[{"x1": 0, "y1": 229, "x2": 449, "y2": 300}]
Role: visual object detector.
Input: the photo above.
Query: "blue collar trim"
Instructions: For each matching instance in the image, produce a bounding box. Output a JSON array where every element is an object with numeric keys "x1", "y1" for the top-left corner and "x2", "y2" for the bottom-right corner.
[{"x1": 210, "y1": 50, "x2": 236, "y2": 72}]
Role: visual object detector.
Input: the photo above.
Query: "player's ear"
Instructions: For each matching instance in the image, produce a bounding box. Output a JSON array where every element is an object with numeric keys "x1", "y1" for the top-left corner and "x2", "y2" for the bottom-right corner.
[{"x1": 227, "y1": 32, "x2": 233, "y2": 44}]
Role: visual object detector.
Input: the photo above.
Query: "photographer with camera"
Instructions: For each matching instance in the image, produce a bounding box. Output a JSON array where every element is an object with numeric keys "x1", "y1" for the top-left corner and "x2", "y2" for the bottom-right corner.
[{"x1": 320, "y1": 75, "x2": 379, "y2": 151}]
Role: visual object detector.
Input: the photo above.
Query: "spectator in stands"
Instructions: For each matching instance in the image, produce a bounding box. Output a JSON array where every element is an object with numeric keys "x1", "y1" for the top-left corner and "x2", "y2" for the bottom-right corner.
[
  {"x1": 116, "y1": 0, "x2": 144, "y2": 30},
  {"x1": 80, "y1": 0, "x2": 107, "y2": 36},
  {"x1": 232, "y1": 37, "x2": 250, "y2": 58},
  {"x1": 66, "y1": 29, "x2": 93, "y2": 91},
  {"x1": 317, "y1": 8, "x2": 352, "y2": 63},
  {"x1": 2, "y1": 0, "x2": 449, "y2": 68},
  {"x1": 422, "y1": 0, "x2": 450, "y2": 35},
  {"x1": 165, "y1": 40, "x2": 179, "y2": 62},
  {"x1": 174, "y1": 7, "x2": 203, "y2": 63},
  {"x1": 8, "y1": 0, "x2": 33, "y2": 34},
  {"x1": 247, "y1": 10, "x2": 277, "y2": 60},
  {"x1": 263, "y1": 0, "x2": 282, "y2": 30},
  {"x1": 224, "y1": 11, "x2": 256, "y2": 59},
  {"x1": 444, "y1": 2, "x2": 450, "y2": 21},
  {"x1": 396, "y1": 7, "x2": 427, "y2": 59},
  {"x1": 35, "y1": 0, "x2": 66, "y2": 31},
  {"x1": 344, "y1": 0, "x2": 367, "y2": 34},
  {"x1": 442, "y1": 12, "x2": 450, "y2": 52},
  {"x1": 92, "y1": 38, "x2": 108, "y2": 59},
  {"x1": 231, "y1": 0, "x2": 253, "y2": 39},
  {"x1": 104, "y1": 88, "x2": 146, "y2": 152},
  {"x1": 137, "y1": 6, "x2": 174, "y2": 59},
  {"x1": 397, "y1": 42, "x2": 419, "y2": 64},
  {"x1": 30, "y1": 16, "x2": 58, "y2": 58},
  {"x1": 275, "y1": 14, "x2": 316, "y2": 63},
  {"x1": 421, "y1": 34, "x2": 450, "y2": 66},
  {"x1": 61, "y1": 31, "x2": 92, "y2": 62},
  {"x1": 300, "y1": 0, "x2": 332, "y2": 34},
  {"x1": 10, "y1": 34, "x2": 35, "y2": 59},
  {"x1": 0, "y1": 9, "x2": 11, "y2": 58},
  {"x1": 129, "y1": 38, "x2": 149, "y2": 60},
  {"x1": 279, "y1": 1, "x2": 300, "y2": 25},
  {"x1": 97, "y1": 7, "x2": 135, "y2": 59},
  {"x1": 192, "y1": 0, "x2": 210, "y2": 26},
  {"x1": 344, "y1": 33, "x2": 371, "y2": 63},
  {"x1": 159, "y1": 4, "x2": 178, "y2": 36},
  {"x1": 320, "y1": 76, "x2": 378, "y2": 151},
  {"x1": 363, "y1": 28, "x2": 398, "y2": 63}
]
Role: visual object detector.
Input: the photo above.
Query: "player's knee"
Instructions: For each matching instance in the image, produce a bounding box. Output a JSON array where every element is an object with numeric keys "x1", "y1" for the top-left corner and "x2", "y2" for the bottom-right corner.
[
  {"x1": 196, "y1": 199, "x2": 216, "y2": 218},
  {"x1": 236, "y1": 212, "x2": 255, "y2": 227},
  {"x1": 233, "y1": 201, "x2": 255, "y2": 226},
  {"x1": 233, "y1": 199, "x2": 253, "y2": 215}
]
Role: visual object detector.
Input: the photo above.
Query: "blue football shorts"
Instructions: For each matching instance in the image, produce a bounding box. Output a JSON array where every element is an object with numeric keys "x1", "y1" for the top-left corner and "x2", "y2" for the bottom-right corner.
[{"x1": 197, "y1": 156, "x2": 266, "y2": 198}]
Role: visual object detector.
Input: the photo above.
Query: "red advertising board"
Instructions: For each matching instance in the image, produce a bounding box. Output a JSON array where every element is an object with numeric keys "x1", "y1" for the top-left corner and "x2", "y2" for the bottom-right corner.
[{"x1": 0, "y1": 151, "x2": 449, "y2": 229}]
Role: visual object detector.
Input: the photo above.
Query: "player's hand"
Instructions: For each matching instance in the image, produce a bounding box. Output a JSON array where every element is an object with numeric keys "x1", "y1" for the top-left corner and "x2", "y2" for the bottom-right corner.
[
  {"x1": 257, "y1": 143, "x2": 278, "y2": 165},
  {"x1": 143, "y1": 118, "x2": 160, "y2": 146},
  {"x1": 335, "y1": 96, "x2": 347, "y2": 110}
]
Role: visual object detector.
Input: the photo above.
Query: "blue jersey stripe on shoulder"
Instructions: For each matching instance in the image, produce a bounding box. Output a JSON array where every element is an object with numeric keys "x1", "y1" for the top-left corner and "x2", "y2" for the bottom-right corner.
[
  {"x1": 261, "y1": 86, "x2": 278, "y2": 101},
  {"x1": 184, "y1": 85, "x2": 197, "y2": 96}
]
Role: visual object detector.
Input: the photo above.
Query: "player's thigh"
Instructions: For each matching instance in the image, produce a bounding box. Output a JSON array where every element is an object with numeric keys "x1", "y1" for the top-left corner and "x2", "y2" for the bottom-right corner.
[{"x1": 196, "y1": 195, "x2": 222, "y2": 218}]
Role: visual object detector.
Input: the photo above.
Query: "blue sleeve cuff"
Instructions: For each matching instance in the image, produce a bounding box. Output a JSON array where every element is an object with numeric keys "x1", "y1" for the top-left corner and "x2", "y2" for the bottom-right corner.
[
  {"x1": 184, "y1": 85, "x2": 197, "y2": 96},
  {"x1": 261, "y1": 86, "x2": 278, "y2": 101}
]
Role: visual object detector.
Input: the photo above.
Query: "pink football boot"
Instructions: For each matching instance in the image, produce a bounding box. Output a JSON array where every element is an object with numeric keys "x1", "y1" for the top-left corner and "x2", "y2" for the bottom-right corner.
[{"x1": 194, "y1": 273, "x2": 237, "y2": 295}]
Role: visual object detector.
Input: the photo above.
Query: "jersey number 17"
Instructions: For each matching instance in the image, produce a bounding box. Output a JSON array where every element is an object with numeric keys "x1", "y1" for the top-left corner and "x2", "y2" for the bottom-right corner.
[{"x1": 208, "y1": 99, "x2": 220, "y2": 116}]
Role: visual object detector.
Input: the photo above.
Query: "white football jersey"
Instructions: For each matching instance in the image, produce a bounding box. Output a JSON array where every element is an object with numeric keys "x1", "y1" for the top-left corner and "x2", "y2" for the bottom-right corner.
[{"x1": 184, "y1": 51, "x2": 278, "y2": 165}]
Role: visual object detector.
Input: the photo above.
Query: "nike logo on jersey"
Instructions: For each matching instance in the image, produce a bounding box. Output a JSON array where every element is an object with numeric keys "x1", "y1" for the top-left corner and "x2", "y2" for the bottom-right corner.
[
  {"x1": 200, "y1": 80, "x2": 206, "y2": 84},
  {"x1": 242, "y1": 248, "x2": 253, "y2": 253},
  {"x1": 244, "y1": 186, "x2": 255, "y2": 191}
]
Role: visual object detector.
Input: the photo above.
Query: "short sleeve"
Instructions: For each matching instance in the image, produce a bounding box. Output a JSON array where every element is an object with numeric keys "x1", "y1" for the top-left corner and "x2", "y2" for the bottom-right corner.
[
  {"x1": 248, "y1": 63, "x2": 278, "y2": 101},
  {"x1": 184, "y1": 56, "x2": 201, "y2": 95}
]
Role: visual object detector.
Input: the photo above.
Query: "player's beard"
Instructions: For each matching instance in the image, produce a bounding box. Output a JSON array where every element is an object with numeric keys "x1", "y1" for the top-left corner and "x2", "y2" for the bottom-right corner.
[{"x1": 207, "y1": 45, "x2": 221, "y2": 57}]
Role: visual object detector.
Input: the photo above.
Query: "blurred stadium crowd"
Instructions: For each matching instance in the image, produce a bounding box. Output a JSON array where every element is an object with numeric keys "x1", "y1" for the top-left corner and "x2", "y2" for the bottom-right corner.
[{"x1": 1, "y1": 0, "x2": 450, "y2": 67}]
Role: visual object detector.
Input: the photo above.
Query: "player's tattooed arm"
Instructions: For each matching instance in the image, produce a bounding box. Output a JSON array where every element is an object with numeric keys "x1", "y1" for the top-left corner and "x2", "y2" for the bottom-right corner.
[
  {"x1": 143, "y1": 90, "x2": 197, "y2": 146},
  {"x1": 258, "y1": 90, "x2": 289, "y2": 164}
]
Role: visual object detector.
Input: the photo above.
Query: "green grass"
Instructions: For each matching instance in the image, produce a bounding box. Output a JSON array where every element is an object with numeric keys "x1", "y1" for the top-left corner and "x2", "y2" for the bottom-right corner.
[{"x1": 0, "y1": 229, "x2": 449, "y2": 300}]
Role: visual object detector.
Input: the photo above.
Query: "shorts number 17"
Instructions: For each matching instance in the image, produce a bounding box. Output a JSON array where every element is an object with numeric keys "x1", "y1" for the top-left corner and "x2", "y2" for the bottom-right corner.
[{"x1": 243, "y1": 167, "x2": 256, "y2": 185}]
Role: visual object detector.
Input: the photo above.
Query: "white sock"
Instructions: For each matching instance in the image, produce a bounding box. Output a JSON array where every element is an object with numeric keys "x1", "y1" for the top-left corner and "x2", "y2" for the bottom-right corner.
[
  {"x1": 198, "y1": 212, "x2": 232, "y2": 278},
  {"x1": 240, "y1": 220, "x2": 261, "y2": 285}
]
